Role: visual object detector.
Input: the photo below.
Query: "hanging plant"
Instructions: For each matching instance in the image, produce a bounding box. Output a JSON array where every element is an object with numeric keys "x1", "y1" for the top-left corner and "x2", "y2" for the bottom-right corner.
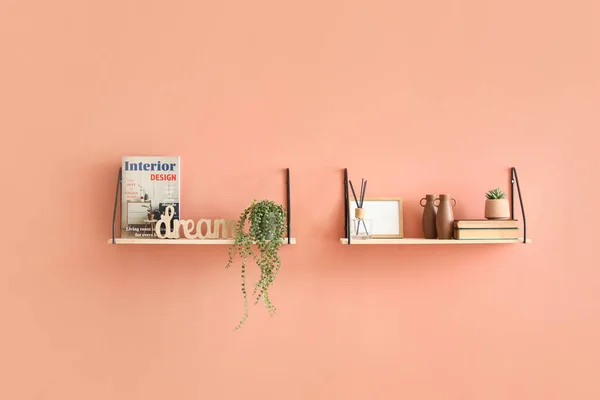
[{"x1": 226, "y1": 199, "x2": 287, "y2": 329}]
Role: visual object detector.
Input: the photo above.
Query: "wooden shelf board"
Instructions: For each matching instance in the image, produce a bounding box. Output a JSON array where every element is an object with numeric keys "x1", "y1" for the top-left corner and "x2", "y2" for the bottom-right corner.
[
  {"x1": 108, "y1": 238, "x2": 296, "y2": 245},
  {"x1": 340, "y1": 238, "x2": 531, "y2": 245}
]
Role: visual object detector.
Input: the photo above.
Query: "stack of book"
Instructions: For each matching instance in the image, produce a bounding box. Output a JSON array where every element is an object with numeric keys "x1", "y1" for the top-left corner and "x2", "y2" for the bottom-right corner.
[{"x1": 453, "y1": 219, "x2": 519, "y2": 240}]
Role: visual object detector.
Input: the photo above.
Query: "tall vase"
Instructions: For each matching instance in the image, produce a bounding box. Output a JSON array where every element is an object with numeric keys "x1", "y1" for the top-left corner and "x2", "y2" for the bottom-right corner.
[
  {"x1": 435, "y1": 194, "x2": 457, "y2": 239},
  {"x1": 420, "y1": 194, "x2": 438, "y2": 239}
]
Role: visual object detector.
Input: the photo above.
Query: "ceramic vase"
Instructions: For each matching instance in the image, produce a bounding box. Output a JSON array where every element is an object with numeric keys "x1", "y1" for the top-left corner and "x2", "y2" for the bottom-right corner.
[
  {"x1": 435, "y1": 194, "x2": 457, "y2": 239},
  {"x1": 420, "y1": 194, "x2": 438, "y2": 239}
]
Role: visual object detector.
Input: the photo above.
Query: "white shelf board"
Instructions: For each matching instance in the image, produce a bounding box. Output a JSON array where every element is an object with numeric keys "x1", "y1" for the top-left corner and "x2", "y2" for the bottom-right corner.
[
  {"x1": 108, "y1": 238, "x2": 296, "y2": 245},
  {"x1": 340, "y1": 238, "x2": 531, "y2": 245}
]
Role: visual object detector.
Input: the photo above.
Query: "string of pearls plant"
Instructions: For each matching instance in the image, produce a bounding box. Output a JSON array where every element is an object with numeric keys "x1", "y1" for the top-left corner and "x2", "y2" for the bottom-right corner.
[{"x1": 226, "y1": 199, "x2": 287, "y2": 329}]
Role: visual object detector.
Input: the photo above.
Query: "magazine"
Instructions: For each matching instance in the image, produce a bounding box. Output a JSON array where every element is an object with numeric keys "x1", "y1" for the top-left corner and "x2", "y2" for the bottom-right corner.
[{"x1": 120, "y1": 156, "x2": 180, "y2": 238}]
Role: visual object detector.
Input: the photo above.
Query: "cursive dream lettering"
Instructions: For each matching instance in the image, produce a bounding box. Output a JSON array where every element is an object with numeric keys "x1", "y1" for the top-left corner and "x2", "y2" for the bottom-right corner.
[{"x1": 155, "y1": 205, "x2": 237, "y2": 240}]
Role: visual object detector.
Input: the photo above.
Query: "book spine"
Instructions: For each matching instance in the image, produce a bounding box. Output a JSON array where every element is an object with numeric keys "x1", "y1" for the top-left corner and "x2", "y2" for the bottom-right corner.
[{"x1": 454, "y1": 228, "x2": 519, "y2": 239}]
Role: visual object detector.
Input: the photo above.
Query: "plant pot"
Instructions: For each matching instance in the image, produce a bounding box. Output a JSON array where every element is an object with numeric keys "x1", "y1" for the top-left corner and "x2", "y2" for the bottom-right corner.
[
  {"x1": 485, "y1": 199, "x2": 510, "y2": 220},
  {"x1": 262, "y1": 212, "x2": 276, "y2": 240}
]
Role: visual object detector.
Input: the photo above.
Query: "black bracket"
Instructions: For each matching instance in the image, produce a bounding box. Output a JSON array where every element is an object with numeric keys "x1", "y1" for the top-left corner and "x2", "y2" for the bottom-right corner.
[
  {"x1": 344, "y1": 168, "x2": 351, "y2": 244},
  {"x1": 286, "y1": 168, "x2": 291, "y2": 244},
  {"x1": 510, "y1": 167, "x2": 527, "y2": 244},
  {"x1": 112, "y1": 167, "x2": 122, "y2": 244}
]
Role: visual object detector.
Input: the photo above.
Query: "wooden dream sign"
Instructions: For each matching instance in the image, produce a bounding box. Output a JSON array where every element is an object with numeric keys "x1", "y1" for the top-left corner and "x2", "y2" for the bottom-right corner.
[{"x1": 155, "y1": 205, "x2": 237, "y2": 239}]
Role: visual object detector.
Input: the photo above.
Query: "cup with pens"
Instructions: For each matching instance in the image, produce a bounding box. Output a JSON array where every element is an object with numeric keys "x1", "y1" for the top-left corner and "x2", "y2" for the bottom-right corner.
[{"x1": 350, "y1": 178, "x2": 372, "y2": 240}]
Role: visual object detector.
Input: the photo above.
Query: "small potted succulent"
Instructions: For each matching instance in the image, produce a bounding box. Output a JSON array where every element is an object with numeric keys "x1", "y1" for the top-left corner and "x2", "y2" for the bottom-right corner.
[
  {"x1": 484, "y1": 187, "x2": 510, "y2": 220},
  {"x1": 226, "y1": 199, "x2": 287, "y2": 329}
]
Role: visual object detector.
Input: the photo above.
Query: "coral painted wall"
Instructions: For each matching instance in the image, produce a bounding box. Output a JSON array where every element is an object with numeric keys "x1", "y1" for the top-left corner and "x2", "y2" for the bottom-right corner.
[{"x1": 2, "y1": 1, "x2": 599, "y2": 399}]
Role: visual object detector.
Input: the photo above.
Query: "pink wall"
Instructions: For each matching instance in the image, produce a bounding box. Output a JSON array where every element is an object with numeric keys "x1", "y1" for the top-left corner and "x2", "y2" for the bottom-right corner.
[{"x1": 2, "y1": 1, "x2": 599, "y2": 399}]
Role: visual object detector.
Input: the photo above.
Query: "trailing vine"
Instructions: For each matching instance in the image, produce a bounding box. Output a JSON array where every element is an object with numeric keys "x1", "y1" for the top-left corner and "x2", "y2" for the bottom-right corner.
[{"x1": 226, "y1": 199, "x2": 287, "y2": 329}]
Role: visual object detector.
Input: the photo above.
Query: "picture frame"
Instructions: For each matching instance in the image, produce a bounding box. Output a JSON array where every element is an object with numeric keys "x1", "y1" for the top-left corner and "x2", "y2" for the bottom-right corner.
[{"x1": 348, "y1": 197, "x2": 404, "y2": 238}]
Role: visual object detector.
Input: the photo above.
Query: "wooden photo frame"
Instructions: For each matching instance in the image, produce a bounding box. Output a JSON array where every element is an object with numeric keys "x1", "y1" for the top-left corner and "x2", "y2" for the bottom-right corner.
[{"x1": 349, "y1": 197, "x2": 404, "y2": 238}]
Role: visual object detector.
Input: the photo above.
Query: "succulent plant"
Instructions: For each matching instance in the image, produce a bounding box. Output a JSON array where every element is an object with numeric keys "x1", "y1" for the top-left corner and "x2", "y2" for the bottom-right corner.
[{"x1": 485, "y1": 187, "x2": 507, "y2": 200}]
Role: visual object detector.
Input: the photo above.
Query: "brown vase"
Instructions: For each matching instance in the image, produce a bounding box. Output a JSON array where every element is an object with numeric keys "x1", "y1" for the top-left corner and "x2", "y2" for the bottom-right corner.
[
  {"x1": 420, "y1": 195, "x2": 438, "y2": 239},
  {"x1": 435, "y1": 194, "x2": 457, "y2": 239}
]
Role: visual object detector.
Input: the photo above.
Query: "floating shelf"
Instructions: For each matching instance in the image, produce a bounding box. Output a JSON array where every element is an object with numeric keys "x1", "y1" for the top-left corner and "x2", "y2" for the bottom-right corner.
[
  {"x1": 110, "y1": 168, "x2": 294, "y2": 245},
  {"x1": 340, "y1": 238, "x2": 531, "y2": 245},
  {"x1": 342, "y1": 167, "x2": 530, "y2": 245},
  {"x1": 108, "y1": 238, "x2": 296, "y2": 245}
]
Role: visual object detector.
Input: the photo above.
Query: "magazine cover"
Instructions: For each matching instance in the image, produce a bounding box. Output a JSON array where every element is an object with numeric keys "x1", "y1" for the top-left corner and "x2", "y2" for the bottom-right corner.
[{"x1": 120, "y1": 156, "x2": 180, "y2": 238}]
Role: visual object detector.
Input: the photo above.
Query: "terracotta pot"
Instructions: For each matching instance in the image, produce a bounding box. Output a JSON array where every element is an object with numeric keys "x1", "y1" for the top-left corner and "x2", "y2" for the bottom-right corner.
[
  {"x1": 435, "y1": 194, "x2": 457, "y2": 239},
  {"x1": 420, "y1": 195, "x2": 438, "y2": 239},
  {"x1": 485, "y1": 199, "x2": 510, "y2": 220}
]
